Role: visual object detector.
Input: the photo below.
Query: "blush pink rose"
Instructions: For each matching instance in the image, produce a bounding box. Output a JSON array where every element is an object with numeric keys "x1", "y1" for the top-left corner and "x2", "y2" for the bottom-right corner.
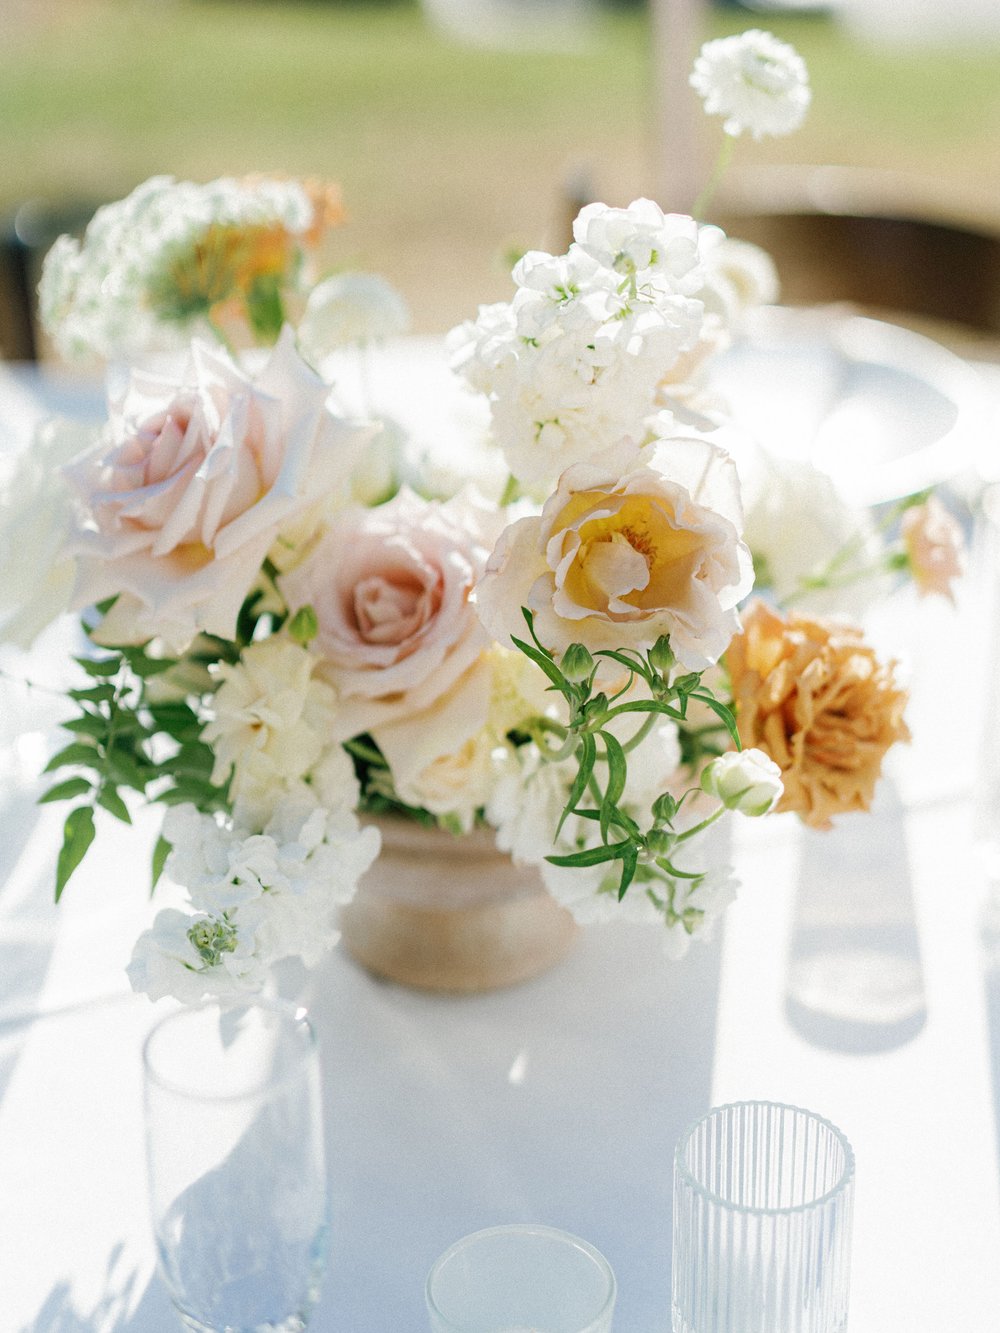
[
  {"x1": 64, "y1": 328, "x2": 370, "y2": 650},
  {"x1": 278, "y1": 487, "x2": 501, "y2": 741}
]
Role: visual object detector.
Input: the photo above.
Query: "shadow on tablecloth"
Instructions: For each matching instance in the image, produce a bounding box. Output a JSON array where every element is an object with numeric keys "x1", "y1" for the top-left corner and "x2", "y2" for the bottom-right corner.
[{"x1": 784, "y1": 780, "x2": 928, "y2": 1054}]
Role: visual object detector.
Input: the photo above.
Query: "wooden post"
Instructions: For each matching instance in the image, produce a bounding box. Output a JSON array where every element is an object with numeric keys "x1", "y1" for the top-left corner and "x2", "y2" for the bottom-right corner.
[{"x1": 650, "y1": 0, "x2": 708, "y2": 215}]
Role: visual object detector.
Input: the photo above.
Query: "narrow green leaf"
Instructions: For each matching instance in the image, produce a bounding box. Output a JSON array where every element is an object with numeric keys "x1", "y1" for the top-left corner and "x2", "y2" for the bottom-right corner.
[
  {"x1": 151, "y1": 835, "x2": 172, "y2": 893},
  {"x1": 158, "y1": 780, "x2": 228, "y2": 810},
  {"x1": 599, "y1": 732, "x2": 628, "y2": 844},
  {"x1": 655, "y1": 856, "x2": 704, "y2": 881},
  {"x1": 121, "y1": 649, "x2": 178, "y2": 679},
  {"x1": 67, "y1": 684, "x2": 116, "y2": 705},
  {"x1": 520, "y1": 607, "x2": 552, "y2": 658},
  {"x1": 39, "y1": 777, "x2": 93, "y2": 804},
  {"x1": 593, "y1": 647, "x2": 650, "y2": 684},
  {"x1": 55, "y1": 805, "x2": 95, "y2": 902},
  {"x1": 572, "y1": 806, "x2": 641, "y2": 837},
  {"x1": 556, "y1": 734, "x2": 596, "y2": 839},
  {"x1": 602, "y1": 699, "x2": 686, "y2": 722},
  {"x1": 689, "y1": 691, "x2": 741, "y2": 750},
  {"x1": 43, "y1": 741, "x2": 101, "y2": 774},
  {"x1": 546, "y1": 840, "x2": 631, "y2": 869},
  {"x1": 105, "y1": 747, "x2": 153, "y2": 790},
  {"x1": 343, "y1": 736, "x2": 389, "y2": 767},
  {"x1": 61, "y1": 714, "x2": 109, "y2": 739},
  {"x1": 510, "y1": 635, "x2": 573, "y2": 699},
  {"x1": 73, "y1": 655, "x2": 120, "y2": 678},
  {"x1": 172, "y1": 743, "x2": 215, "y2": 777},
  {"x1": 247, "y1": 274, "x2": 285, "y2": 340},
  {"x1": 147, "y1": 702, "x2": 202, "y2": 741},
  {"x1": 96, "y1": 786, "x2": 132, "y2": 824},
  {"x1": 617, "y1": 845, "x2": 639, "y2": 900}
]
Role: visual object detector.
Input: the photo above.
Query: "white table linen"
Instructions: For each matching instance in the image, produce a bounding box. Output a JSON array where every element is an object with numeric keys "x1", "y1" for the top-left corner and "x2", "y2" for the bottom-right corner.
[{"x1": 2, "y1": 339, "x2": 1000, "y2": 1331}]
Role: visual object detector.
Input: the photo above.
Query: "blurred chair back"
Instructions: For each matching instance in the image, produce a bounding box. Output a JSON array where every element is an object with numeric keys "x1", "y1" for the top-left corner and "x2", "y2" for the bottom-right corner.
[
  {"x1": 713, "y1": 166, "x2": 1000, "y2": 351},
  {"x1": 0, "y1": 199, "x2": 97, "y2": 361}
]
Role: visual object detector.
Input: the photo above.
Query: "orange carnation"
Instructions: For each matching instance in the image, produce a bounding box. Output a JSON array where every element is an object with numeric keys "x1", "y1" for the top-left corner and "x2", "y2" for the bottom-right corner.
[{"x1": 726, "y1": 598, "x2": 909, "y2": 829}]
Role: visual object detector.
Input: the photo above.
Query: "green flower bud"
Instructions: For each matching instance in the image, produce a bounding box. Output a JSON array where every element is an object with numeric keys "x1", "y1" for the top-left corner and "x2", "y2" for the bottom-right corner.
[
  {"x1": 648, "y1": 636, "x2": 675, "y2": 673},
  {"x1": 560, "y1": 642, "x2": 595, "y2": 683},
  {"x1": 288, "y1": 604, "x2": 319, "y2": 647},
  {"x1": 188, "y1": 917, "x2": 239, "y2": 967},
  {"x1": 645, "y1": 827, "x2": 674, "y2": 859},
  {"x1": 651, "y1": 791, "x2": 678, "y2": 824}
]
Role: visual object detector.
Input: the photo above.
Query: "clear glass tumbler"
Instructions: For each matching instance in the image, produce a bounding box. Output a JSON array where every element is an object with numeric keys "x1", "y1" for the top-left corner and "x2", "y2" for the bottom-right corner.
[
  {"x1": 672, "y1": 1101, "x2": 855, "y2": 1333},
  {"x1": 143, "y1": 999, "x2": 329, "y2": 1333},
  {"x1": 425, "y1": 1223, "x2": 617, "y2": 1333}
]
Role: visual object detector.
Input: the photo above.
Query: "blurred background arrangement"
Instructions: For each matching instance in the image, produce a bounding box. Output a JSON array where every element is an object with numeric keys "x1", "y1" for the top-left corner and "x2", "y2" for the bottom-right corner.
[{"x1": 1, "y1": 0, "x2": 999, "y2": 354}]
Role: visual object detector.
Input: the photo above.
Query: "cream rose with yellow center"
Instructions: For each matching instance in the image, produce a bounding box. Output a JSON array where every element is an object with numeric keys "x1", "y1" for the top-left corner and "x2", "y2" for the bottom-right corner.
[{"x1": 476, "y1": 436, "x2": 753, "y2": 670}]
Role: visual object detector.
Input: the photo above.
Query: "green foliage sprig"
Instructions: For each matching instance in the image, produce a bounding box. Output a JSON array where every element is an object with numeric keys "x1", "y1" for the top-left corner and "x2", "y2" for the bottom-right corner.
[
  {"x1": 512, "y1": 609, "x2": 739, "y2": 910},
  {"x1": 39, "y1": 634, "x2": 231, "y2": 901},
  {"x1": 34, "y1": 578, "x2": 297, "y2": 902}
]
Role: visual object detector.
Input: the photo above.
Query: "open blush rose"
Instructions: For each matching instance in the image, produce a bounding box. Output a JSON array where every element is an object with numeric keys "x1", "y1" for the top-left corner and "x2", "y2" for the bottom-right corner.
[
  {"x1": 278, "y1": 487, "x2": 501, "y2": 742},
  {"x1": 727, "y1": 598, "x2": 910, "y2": 830},
  {"x1": 63, "y1": 328, "x2": 370, "y2": 651},
  {"x1": 475, "y1": 435, "x2": 753, "y2": 670}
]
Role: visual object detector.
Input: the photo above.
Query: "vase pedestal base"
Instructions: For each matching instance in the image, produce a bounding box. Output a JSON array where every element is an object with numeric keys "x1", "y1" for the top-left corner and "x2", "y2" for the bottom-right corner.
[{"x1": 339, "y1": 818, "x2": 579, "y2": 994}]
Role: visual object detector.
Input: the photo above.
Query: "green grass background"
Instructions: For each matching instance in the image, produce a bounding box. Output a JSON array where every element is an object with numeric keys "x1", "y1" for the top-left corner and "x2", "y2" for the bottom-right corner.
[{"x1": 2, "y1": 0, "x2": 998, "y2": 330}]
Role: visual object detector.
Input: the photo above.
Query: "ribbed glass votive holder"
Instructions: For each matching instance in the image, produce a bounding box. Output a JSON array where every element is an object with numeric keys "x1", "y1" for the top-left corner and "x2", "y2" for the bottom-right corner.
[{"x1": 672, "y1": 1101, "x2": 855, "y2": 1333}]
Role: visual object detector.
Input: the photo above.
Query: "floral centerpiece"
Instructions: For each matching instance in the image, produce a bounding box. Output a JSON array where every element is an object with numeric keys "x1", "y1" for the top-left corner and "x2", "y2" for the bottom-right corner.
[{"x1": 1, "y1": 31, "x2": 962, "y2": 1003}]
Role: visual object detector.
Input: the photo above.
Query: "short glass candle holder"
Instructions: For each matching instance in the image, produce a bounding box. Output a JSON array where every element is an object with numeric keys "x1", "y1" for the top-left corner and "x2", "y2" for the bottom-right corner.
[
  {"x1": 425, "y1": 1223, "x2": 617, "y2": 1333},
  {"x1": 672, "y1": 1101, "x2": 855, "y2": 1333}
]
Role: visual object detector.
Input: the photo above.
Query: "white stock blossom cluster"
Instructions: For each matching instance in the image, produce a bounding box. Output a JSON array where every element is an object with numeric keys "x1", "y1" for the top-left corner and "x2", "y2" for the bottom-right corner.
[
  {"x1": 39, "y1": 175, "x2": 317, "y2": 363},
  {"x1": 448, "y1": 201, "x2": 708, "y2": 486},
  {"x1": 128, "y1": 639, "x2": 385, "y2": 1004},
  {"x1": 128, "y1": 778, "x2": 381, "y2": 1004},
  {"x1": 448, "y1": 200, "x2": 777, "y2": 486}
]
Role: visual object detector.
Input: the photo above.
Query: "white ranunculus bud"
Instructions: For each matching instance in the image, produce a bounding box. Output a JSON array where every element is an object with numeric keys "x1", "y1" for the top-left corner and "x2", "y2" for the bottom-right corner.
[
  {"x1": 700, "y1": 747, "x2": 783, "y2": 817},
  {"x1": 298, "y1": 271, "x2": 410, "y2": 359}
]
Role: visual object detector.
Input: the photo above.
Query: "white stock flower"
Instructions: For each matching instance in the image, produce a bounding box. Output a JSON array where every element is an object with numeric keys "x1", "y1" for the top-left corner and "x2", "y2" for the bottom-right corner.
[
  {"x1": 202, "y1": 637, "x2": 338, "y2": 795},
  {"x1": 298, "y1": 272, "x2": 410, "y2": 363},
  {"x1": 0, "y1": 417, "x2": 93, "y2": 647},
  {"x1": 571, "y1": 201, "x2": 703, "y2": 291},
  {"x1": 64, "y1": 330, "x2": 371, "y2": 652},
  {"x1": 690, "y1": 29, "x2": 811, "y2": 140},
  {"x1": 448, "y1": 201, "x2": 713, "y2": 487},
  {"x1": 126, "y1": 907, "x2": 262, "y2": 1004},
  {"x1": 701, "y1": 747, "x2": 783, "y2": 816},
  {"x1": 128, "y1": 794, "x2": 381, "y2": 1003}
]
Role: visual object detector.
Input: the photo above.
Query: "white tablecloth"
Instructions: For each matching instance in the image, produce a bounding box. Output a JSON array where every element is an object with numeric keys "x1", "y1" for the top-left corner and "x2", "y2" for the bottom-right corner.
[{"x1": 2, "y1": 339, "x2": 1000, "y2": 1331}]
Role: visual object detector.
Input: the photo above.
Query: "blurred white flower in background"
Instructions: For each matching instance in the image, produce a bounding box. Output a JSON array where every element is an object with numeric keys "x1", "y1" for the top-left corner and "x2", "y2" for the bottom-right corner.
[
  {"x1": 298, "y1": 271, "x2": 411, "y2": 361},
  {"x1": 690, "y1": 29, "x2": 811, "y2": 140}
]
